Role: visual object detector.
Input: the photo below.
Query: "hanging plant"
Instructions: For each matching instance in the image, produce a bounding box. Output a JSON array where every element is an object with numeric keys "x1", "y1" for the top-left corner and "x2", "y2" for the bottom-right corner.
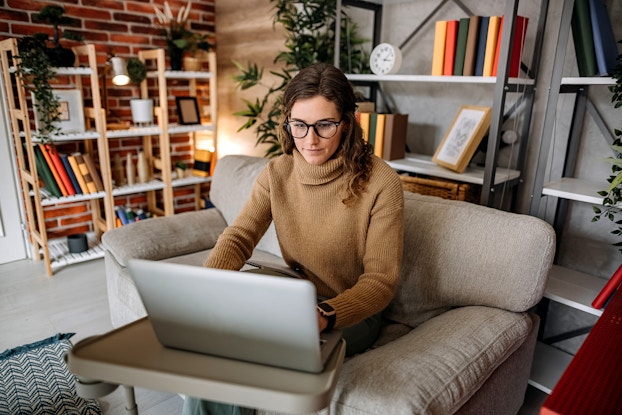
[
  {"x1": 233, "y1": 0, "x2": 370, "y2": 158},
  {"x1": 592, "y1": 40, "x2": 622, "y2": 253}
]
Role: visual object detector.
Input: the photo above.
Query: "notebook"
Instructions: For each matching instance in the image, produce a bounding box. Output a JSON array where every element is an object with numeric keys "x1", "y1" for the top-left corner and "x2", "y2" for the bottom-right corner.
[{"x1": 127, "y1": 258, "x2": 342, "y2": 373}]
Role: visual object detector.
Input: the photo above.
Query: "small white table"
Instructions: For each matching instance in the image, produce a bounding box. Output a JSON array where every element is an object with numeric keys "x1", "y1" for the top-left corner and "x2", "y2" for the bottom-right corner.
[{"x1": 67, "y1": 318, "x2": 345, "y2": 414}]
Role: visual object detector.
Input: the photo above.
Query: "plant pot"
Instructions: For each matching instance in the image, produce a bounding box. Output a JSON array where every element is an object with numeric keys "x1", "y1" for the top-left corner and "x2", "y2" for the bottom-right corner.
[
  {"x1": 168, "y1": 45, "x2": 184, "y2": 71},
  {"x1": 130, "y1": 99, "x2": 153, "y2": 126},
  {"x1": 46, "y1": 47, "x2": 75, "y2": 67},
  {"x1": 183, "y1": 56, "x2": 201, "y2": 72}
]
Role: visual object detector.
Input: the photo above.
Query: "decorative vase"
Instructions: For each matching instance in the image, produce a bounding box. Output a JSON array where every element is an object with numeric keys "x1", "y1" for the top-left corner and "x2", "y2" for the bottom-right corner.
[
  {"x1": 46, "y1": 46, "x2": 75, "y2": 67},
  {"x1": 137, "y1": 151, "x2": 149, "y2": 183},
  {"x1": 183, "y1": 56, "x2": 201, "y2": 72},
  {"x1": 168, "y1": 44, "x2": 184, "y2": 71},
  {"x1": 126, "y1": 154, "x2": 135, "y2": 186},
  {"x1": 130, "y1": 99, "x2": 153, "y2": 126}
]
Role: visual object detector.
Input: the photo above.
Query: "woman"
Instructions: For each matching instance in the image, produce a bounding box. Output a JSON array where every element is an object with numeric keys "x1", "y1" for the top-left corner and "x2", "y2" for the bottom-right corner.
[{"x1": 183, "y1": 62, "x2": 404, "y2": 415}]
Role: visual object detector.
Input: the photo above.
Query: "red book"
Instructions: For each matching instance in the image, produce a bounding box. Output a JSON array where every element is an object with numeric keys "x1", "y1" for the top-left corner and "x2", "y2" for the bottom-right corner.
[
  {"x1": 44, "y1": 144, "x2": 76, "y2": 195},
  {"x1": 591, "y1": 263, "x2": 622, "y2": 309},
  {"x1": 493, "y1": 16, "x2": 529, "y2": 77},
  {"x1": 443, "y1": 20, "x2": 458, "y2": 76},
  {"x1": 38, "y1": 144, "x2": 68, "y2": 196}
]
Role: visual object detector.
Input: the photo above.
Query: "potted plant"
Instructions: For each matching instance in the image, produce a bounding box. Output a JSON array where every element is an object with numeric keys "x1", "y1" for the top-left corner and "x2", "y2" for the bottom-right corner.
[
  {"x1": 153, "y1": 1, "x2": 214, "y2": 71},
  {"x1": 592, "y1": 41, "x2": 622, "y2": 253},
  {"x1": 32, "y1": 5, "x2": 83, "y2": 67},
  {"x1": 16, "y1": 36, "x2": 61, "y2": 144},
  {"x1": 126, "y1": 57, "x2": 153, "y2": 126}
]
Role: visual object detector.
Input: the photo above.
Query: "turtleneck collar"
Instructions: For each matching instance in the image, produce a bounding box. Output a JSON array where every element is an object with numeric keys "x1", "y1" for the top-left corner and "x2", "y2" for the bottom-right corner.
[{"x1": 293, "y1": 150, "x2": 344, "y2": 185}]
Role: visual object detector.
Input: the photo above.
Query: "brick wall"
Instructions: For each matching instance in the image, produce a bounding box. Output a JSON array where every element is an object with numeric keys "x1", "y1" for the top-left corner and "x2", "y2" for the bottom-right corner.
[{"x1": 0, "y1": 0, "x2": 216, "y2": 238}]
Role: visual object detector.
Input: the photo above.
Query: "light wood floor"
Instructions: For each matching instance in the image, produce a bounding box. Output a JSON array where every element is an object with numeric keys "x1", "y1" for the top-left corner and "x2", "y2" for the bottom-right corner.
[{"x1": 0, "y1": 257, "x2": 546, "y2": 414}]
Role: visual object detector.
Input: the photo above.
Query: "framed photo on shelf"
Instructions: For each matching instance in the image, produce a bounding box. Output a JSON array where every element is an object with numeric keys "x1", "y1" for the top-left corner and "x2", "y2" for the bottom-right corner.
[
  {"x1": 33, "y1": 89, "x2": 85, "y2": 134},
  {"x1": 176, "y1": 96, "x2": 200, "y2": 125},
  {"x1": 432, "y1": 105, "x2": 492, "y2": 173}
]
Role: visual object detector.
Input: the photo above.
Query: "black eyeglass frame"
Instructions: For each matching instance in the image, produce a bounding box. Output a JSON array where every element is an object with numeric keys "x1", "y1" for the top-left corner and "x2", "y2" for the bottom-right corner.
[{"x1": 285, "y1": 119, "x2": 342, "y2": 139}]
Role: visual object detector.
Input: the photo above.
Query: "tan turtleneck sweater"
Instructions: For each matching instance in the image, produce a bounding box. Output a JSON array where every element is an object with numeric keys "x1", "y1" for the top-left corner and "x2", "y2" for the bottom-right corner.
[{"x1": 205, "y1": 150, "x2": 404, "y2": 328}]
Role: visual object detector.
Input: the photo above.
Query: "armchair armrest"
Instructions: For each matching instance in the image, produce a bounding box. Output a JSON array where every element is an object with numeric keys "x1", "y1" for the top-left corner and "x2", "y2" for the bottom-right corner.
[{"x1": 101, "y1": 208, "x2": 228, "y2": 267}]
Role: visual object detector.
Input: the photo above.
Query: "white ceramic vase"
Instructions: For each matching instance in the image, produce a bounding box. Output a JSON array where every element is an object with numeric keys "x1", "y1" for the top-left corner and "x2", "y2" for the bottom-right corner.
[{"x1": 130, "y1": 99, "x2": 153, "y2": 126}]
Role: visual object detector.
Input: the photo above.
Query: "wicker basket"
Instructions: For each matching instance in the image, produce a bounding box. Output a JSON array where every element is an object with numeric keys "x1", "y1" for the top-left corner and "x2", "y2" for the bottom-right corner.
[{"x1": 399, "y1": 175, "x2": 480, "y2": 203}]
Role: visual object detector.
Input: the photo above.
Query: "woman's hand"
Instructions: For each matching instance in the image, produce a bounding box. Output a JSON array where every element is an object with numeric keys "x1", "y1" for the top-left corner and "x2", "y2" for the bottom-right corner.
[{"x1": 317, "y1": 309, "x2": 329, "y2": 332}]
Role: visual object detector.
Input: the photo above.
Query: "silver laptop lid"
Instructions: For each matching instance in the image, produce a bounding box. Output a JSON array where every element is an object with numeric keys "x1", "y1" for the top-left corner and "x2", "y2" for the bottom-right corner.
[{"x1": 128, "y1": 259, "x2": 340, "y2": 373}]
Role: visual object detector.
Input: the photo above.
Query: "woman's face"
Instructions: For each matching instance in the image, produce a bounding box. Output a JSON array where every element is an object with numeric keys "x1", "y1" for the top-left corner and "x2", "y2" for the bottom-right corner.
[{"x1": 289, "y1": 96, "x2": 344, "y2": 165}]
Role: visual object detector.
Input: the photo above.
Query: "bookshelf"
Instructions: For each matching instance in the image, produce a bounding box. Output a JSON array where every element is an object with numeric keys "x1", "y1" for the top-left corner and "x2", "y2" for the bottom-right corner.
[
  {"x1": 0, "y1": 39, "x2": 217, "y2": 275},
  {"x1": 337, "y1": 0, "x2": 548, "y2": 208},
  {"x1": 528, "y1": 0, "x2": 618, "y2": 394}
]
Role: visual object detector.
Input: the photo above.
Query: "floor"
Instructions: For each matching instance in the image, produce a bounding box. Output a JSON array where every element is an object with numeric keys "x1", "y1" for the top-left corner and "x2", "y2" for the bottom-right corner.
[{"x1": 0, "y1": 257, "x2": 548, "y2": 414}]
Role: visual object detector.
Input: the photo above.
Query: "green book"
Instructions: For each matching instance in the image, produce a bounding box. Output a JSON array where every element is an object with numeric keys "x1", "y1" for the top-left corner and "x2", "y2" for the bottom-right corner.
[
  {"x1": 571, "y1": 0, "x2": 597, "y2": 76},
  {"x1": 453, "y1": 17, "x2": 470, "y2": 75},
  {"x1": 33, "y1": 145, "x2": 62, "y2": 198},
  {"x1": 368, "y1": 112, "x2": 378, "y2": 150}
]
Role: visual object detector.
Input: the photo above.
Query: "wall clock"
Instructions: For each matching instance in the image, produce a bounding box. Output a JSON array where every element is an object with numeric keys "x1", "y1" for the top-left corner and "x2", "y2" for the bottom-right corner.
[{"x1": 369, "y1": 43, "x2": 402, "y2": 75}]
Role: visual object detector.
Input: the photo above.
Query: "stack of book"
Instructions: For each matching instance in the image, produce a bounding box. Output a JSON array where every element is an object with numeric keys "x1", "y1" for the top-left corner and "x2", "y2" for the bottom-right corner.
[
  {"x1": 431, "y1": 15, "x2": 528, "y2": 77},
  {"x1": 114, "y1": 205, "x2": 152, "y2": 227},
  {"x1": 357, "y1": 112, "x2": 408, "y2": 161},
  {"x1": 571, "y1": 0, "x2": 618, "y2": 77},
  {"x1": 33, "y1": 144, "x2": 105, "y2": 199}
]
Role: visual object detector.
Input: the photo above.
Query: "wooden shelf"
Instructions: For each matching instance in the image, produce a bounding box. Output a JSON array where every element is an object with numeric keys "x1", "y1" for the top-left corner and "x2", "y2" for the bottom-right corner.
[
  {"x1": 171, "y1": 175, "x2": 212, "y2": 188},
  {"x1": 528, "y1": 342, "x2": 574, "y2": 394},
  {"x1": 47, "y1": 233, "x2": 105, "y2": 270},
  {"x1": 346, "y1": 74, "x2": 535, "y2": 85},
  {"x1": 387, "y1": 153, "x2": 520, "y2": 186},
  {"x1": 542, "y1": 177, "x2": 608, "y2": 205},
  {"x1": 544, "y1": 265, "x2": 605, "y2": 317},
  {"x1": 111, "y1": 180, "x2": 167, "y2": 197},
  {"x1": 39, "y1": 190, "x2": 106, "y2": 207},
  {"x1": 561, "y1": 76, "x2": 616, "y2": 86}
]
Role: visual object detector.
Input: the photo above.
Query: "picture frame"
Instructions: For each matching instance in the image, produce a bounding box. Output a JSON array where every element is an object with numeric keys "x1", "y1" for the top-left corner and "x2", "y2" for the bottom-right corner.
[
  {"x1": 33, "y1": 89, "x2": 85, "y2": 134},
  {"x1": 432, "y1": 105, "x2": 492, "y2": 173},
  {"x1": 176, "y1": 96, "x2": 201, "y2": 125}
]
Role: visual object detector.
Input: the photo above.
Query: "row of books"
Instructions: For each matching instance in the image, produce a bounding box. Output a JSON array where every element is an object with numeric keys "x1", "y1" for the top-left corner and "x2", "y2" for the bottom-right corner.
[
  {"x1": 358, "y1": 112, "x2": 408, "y2": 161},
  {"x1": 34, "y1": 144, "x2": 104, "y2": 199},
  {"x1": 432, "y1": 15, "x2": 528, "y2": 78},
  {"x1": 572, "y1": 0, "x2": 618, "y2": 77},
  {"x1": 114, "y1": 205, "x2": 153, "y2": 227}
]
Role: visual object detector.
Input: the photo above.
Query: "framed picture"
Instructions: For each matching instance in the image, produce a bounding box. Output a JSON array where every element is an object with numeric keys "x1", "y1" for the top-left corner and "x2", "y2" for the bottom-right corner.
[
  {"x1": 176, "y1": 96, "x2": 200, "y2": 125},
  {"x1": 432, "y1": 105, "x2": 492, "y2": 173},
  {"x1": 33, "y1": 89, "x2": 85, "y2": 134}
]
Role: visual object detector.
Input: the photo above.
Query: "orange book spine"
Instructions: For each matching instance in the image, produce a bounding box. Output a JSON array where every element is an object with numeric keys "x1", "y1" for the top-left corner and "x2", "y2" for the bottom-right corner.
[
  {"x1": 45, "y1": 144, "x2": 76, "y2": 195},
  {"x1": 483, "y1": 16, "x2": 501, "y2": 76},
  {"x1": 68, "y1": 154, "x2": 90, "y2": 194},
  {"x1": 443, "y1": 20, "x2": 458, "y2": 75},
  {"x1": 432, "y1": 20, "x2": 447, "y2": 76},
  {"x1": 38, "y1": 144, "x2": 68, "y2": 196}
]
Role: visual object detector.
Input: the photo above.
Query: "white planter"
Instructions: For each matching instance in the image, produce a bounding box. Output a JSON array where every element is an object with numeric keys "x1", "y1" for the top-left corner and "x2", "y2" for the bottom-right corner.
[{"x1": 130, "y1": 99, "x2": 153, "y2": 126}]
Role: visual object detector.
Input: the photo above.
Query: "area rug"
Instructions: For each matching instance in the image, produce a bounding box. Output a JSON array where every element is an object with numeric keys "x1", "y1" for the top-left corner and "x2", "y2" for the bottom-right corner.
[{"x1": 0, "y1": 333, "x2": 101, "y2": 415}]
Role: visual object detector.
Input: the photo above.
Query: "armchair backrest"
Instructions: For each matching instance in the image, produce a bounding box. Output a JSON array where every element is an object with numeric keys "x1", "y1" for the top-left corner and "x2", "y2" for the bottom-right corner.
[{"x1": 384, "y1": 192, "x2": 556, "y2": 328}]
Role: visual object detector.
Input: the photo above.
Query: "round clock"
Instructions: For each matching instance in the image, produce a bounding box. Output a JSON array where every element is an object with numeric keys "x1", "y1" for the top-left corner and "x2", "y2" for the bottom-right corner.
[{"x1": 369, "y1": 43, "x2": 402, "y2": 75}]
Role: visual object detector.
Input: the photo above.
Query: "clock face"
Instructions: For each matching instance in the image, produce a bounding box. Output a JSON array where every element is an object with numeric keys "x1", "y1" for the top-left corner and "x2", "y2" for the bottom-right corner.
[{"x1": 369, "y1": 43, "x2": 402, "y2": 75}]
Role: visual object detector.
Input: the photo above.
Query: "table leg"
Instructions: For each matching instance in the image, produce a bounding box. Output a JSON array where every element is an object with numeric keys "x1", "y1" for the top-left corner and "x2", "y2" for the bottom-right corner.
[{"x1": 122, "y1": 385, "x2": 138, "y2": 415}]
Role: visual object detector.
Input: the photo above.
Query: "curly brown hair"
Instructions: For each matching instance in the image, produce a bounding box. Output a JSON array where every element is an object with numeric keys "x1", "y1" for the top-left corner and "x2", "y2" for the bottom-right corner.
[{"x1": 279, "y1": 63, "x2": 374, "y2": 205}]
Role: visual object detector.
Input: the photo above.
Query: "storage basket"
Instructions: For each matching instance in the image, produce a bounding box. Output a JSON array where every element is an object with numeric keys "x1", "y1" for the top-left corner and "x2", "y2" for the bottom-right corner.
[{"x1": 399, "y1": 175, "x2": 480, "y2": 203}]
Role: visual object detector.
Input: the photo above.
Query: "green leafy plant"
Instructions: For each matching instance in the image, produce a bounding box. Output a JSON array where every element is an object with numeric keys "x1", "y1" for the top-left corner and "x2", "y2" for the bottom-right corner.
[
  {"x1": 592, "y1": 41, "x2": 622, "y2": 253},
  {"x1": 32, "y1": 5, "x2": 83, "y2": 67},
  {"x1": 126, "y1": 57, "x2": 147, "y2": 87},
  {"x1": 233, "y1": 0, "x2": 370, "y2": 158},
  {"x1": 16, "y1": 36, "x2": 62, "y2": 144}
]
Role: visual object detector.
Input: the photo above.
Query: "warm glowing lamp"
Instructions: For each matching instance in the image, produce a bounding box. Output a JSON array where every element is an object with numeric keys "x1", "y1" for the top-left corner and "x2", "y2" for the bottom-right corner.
[{"x1": 110, "y1": 57, "x2": 130, "y2": 86}]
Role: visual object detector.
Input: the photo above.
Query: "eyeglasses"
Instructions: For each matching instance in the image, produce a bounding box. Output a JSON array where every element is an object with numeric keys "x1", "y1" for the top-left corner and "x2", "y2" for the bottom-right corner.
[{"x1": 285, "y1": 119, "x2": 341, "y2": 139}]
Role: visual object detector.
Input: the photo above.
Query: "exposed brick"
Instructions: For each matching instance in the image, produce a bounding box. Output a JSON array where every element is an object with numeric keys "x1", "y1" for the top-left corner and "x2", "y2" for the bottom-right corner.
[
  {"x1": 60, "y1": 213, "x2": 93, "y2": 226},
  {"x1": 85, "y1": 20, "x2": 128, "y2": 32},
  {"x1": 43, "y1": 203, "x2": 89, "y2": 219},
  {"x1": 113, "y1": 12, "x2": 151, "y2": 25},
  {"x1": 0, "y1": 9, "x2": 27, "y2": 21}
]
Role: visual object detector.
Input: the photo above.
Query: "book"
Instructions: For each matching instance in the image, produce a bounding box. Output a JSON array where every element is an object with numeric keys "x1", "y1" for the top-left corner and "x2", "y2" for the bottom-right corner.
[
  {"x1": 82, "y1": 153, "x2": 105, "y2": 192},
  {"x1": 60, "y1": 153, "x2": 83, "y2": 194},
  {"x1": 432, "y1": 20, "x2": 448, "y2": 76},
  {"x1": 592, "y1": 263, "x2": 622, "y2": 309},
  {"x1": 74, "y1": 153, "x2": 98, "y2": 193},
  {"x1": 474, "y1": 16, "x2": 490, "y2": 76},
  {"x1": 382, "y1": 113, "x2": 408, "y2": 161},
  {"x1": 483, "y1": 16, "x2": 501, "y2": 76},
  {"x1": 33, "y1": 145, "x2": 62, "y2": 198},
  {"x1": 38, "y1": 144, "x2": 68, "y2": 196},
  {"x1": 44, "y1": 145, "x2": 76, "y2": 195},
  {"x1": 368, "y1": 112, "x2": 378, "y2": 149},
  {"x1": 245, "y1": 259, "x2": 304, "y2": 279},
  {"x1": 115, "y1": 206, "x2": 129, "y2": 226},
  {"x1": 374, "y1": 113, "x2": 386, "y2": 158},
  {"x1": 571, "y1": 0, "x2": 598, "y2": 76},
  {"x1": 492, "y1": 16, "x2": 529, "y2": 77},
  {"x1": 359, "y1": 112, "x2": 371, "y2": 142},
  {"x1": 443, "y1": 20, "x2": 458, "y2": 76},
  {"x1": 453, "y1": 18, "x2": 470, "y2": 75},
  {"x1": 463, "y1": 16, "x2": 481, "y2": 76},
  {"x1": 588, "y1": 0, "x2": 619, "y2": 76},
  {"x1": 68, "y1": 154, "x2": 90, "y2": 194}
]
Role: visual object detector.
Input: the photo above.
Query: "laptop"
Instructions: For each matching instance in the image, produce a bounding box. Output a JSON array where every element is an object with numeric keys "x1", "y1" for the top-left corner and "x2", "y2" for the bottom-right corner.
[{"x1": 127, "y1": 258, "x2": 342, "y2": 373}]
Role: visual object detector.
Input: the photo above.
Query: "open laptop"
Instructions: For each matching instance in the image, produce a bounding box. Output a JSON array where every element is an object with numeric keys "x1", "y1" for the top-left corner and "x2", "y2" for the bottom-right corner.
[{"x1": 127, "y1": 258, "x2": 342, "y2": 373}]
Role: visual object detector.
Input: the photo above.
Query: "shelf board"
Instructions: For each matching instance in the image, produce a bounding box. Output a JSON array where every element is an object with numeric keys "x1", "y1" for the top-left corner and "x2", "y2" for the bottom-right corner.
[
  {"x1": 47, "y1": 234, "x2": 105, "y2": 270},
  {"x1": 561, "y1": 76, "x2": 616, "y2": 86},
  {"x1": 529, "y1": 341, "x2": 574, "y2": 394},
  {"x1": 39, "y1": 191, "x2": 106, "y2": 206},
  {"x1": 544, "y1": 265, "x2": 606, "y2": 317},
  {"x1": 542, "y1": 177, "x2": 607, "y2": 205},
  {"x1": 30, "y1": 130, "x2": 100, "y2": 142},
  {"x1": 168, "y1": 123, "x2": 214, "y2": 134},
  {"x1": 346, "y1": 74, "x2": 534, "y2": 85},
  {"x1": 387, "y1": 153, "x2": 520, "y2": 186},
  {"x1": 172, "y1": 175, "x2": 212, "y2": 187},
  {"x1": 106, "y1": 126, "x2": 162, "y2": 138},
  {"x1": 112, "y1": 180, "x2": 167, "y2": 197},
  {"x1": 54, "y1": 66, "x2": 94, "y2": 76},
  {"x1": 147, "y1": 70, "x2": 214, "y2": 80}
]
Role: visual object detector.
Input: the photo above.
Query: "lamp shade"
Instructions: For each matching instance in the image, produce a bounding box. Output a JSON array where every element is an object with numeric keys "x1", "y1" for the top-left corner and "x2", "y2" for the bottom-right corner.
[{"x1": 110, "y1": 57, "x2": 130, "y2": 86}]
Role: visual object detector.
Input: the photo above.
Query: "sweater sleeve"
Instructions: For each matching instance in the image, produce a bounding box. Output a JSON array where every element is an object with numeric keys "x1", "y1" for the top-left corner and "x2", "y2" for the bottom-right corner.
[
  {"x1": 204, "y1": 168, "x2": 273, "y2": 270},
  {"x1": 324, "y1": 164, "x2": 404, "y2": 329}
]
